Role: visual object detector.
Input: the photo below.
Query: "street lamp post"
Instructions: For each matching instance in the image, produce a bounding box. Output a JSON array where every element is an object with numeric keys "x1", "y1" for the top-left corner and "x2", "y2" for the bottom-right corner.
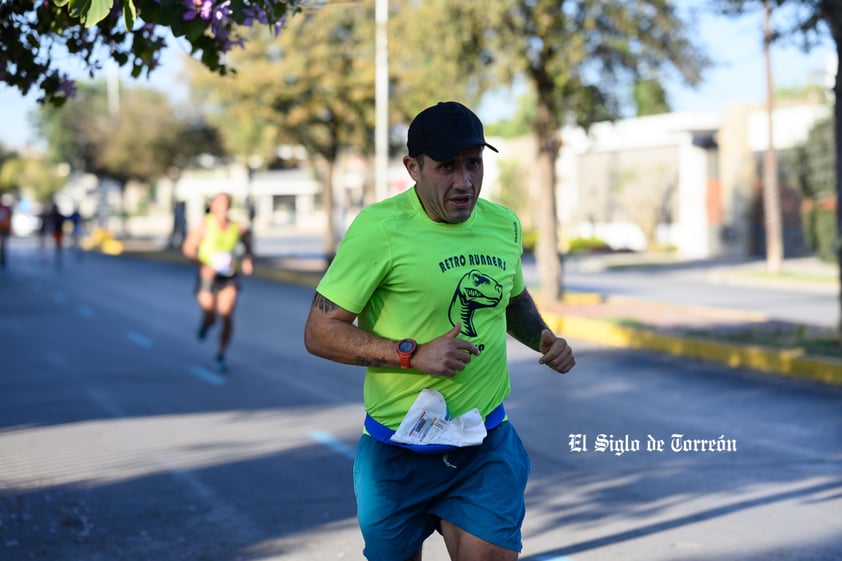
[{"x1": 374, "y1": 0, "x2": 388, "y2": 202}]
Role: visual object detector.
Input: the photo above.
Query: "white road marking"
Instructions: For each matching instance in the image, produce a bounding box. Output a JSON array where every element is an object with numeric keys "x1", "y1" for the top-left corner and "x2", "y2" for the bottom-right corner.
[
  {"x1": 188, "y1": 364, "x2": 227, "y2": 386},
  {"x1": 309, "y1": 431, "x2": 356, "y2": 460},
  {"x1": 126, "y1": 330, "x2": 153, "y2": 349}
]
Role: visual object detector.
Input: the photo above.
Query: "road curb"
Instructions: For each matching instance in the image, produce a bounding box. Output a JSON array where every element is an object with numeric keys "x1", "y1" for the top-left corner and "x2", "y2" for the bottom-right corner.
[{"x1": 542, "y1": 312, "x2": 842, "y2": 387}]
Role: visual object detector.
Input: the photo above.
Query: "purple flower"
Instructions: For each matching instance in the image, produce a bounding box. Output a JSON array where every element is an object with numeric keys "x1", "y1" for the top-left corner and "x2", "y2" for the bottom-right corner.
[
  {"x1": 209, "y1": 0, "x2": 232, "y2": 37},
  {"x1": 58, "y1": 77, "x2": 77, "y2": 98},
  {"x1": 183, "y1": 0, "x2": 214, "y2": 21},
  {"x1": 242, "y1": 4, "x2": 268, "y2": 26},
  {"x1": 272, "y1": 16, "x2": 287, "y2": 37}
]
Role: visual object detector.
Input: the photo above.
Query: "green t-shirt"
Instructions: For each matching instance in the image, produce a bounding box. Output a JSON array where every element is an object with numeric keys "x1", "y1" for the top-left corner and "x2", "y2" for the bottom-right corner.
[{"x1": 316, "y1": 187, "x2": 525, "y2": 430}]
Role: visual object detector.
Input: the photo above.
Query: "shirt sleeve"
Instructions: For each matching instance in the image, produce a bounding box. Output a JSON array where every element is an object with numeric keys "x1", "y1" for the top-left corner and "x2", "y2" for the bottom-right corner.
[{"x1": 316, "y1": 210, "x2": 391, "y2": 315}]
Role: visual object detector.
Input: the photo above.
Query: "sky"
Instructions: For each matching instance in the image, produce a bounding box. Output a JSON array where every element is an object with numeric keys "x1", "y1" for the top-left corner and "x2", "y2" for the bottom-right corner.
[{"x1": 0, "y1": 1, "x2": 837, "y2": 151}]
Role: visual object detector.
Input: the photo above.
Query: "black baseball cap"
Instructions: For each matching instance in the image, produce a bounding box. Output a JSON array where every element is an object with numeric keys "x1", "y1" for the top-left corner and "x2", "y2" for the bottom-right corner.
[{"x1": 407, "y1": 101, "x2": 499, "y2": 162}]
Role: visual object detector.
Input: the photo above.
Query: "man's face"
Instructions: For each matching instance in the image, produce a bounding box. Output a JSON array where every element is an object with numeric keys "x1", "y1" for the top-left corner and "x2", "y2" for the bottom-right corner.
[
  {"x1": 210, "y1": 194, "x2": 230, "y2": 218},
  {"x1": 403, "y1": 147, "x2": 484, "y2": 224}
]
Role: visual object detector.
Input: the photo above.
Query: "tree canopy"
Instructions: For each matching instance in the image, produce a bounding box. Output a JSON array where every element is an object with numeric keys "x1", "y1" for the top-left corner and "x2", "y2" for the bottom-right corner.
[
  {"x1": 34, "y1": 81, "x2": 225, "y2": 185},
  {"x1": 0, "y1": 0, "x2": 300, "y2": 106}
]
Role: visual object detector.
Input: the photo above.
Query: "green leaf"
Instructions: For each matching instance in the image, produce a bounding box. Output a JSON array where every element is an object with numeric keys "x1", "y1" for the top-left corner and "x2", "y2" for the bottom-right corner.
[
  {"x1": 68, "y1": 0, "x2": 114, "y2": 27},
  {"x1": 123, "y1": 0, "x2": 136, "y2": 30}
]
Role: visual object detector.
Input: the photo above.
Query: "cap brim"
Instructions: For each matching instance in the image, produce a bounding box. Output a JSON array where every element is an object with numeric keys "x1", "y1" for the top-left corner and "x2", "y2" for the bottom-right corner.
[{"x1": 425, "y1": 139, "x2": 499, "y2": 162}]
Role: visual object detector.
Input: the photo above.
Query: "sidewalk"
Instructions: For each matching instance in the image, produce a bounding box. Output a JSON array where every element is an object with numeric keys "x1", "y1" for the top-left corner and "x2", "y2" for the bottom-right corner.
[
  {"x1": 118, "y1": 238, "x2": 842, "y2": 387},
  {"x1": 540, "y1": 254, "x2": 841, "y2": 386}
]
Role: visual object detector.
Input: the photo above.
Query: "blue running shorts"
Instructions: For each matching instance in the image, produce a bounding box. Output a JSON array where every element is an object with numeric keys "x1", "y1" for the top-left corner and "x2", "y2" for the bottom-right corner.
[{"x1": 353, "y1": 420, "x2": 530, "y2": 561}]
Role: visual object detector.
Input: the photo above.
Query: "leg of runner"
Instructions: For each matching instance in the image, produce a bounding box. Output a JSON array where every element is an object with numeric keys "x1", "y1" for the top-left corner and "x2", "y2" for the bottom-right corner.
[
  {"x1": 440, "y1": 519, "x2": 518, "y2": 561},
  {"x1": 196, "y1": 285, "x2": 216, "y2": 341},
  {"x1": 214, "y1": 284, "x2": 238, "y2": 371}
]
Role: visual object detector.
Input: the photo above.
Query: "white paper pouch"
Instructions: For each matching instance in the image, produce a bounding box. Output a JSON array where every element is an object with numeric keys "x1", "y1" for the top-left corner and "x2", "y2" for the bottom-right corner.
[{"x1": 390, "y1": 389, "x2": 487, "y2": 448}]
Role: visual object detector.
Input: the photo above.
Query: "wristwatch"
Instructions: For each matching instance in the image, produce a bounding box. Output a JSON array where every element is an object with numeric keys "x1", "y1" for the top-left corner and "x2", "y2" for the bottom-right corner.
[{"x1": 396, "y1": 338, "x2": 417, "y2": 369}]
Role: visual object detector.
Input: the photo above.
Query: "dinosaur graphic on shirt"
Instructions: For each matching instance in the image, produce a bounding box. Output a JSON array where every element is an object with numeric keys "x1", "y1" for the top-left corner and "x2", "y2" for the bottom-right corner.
[{"x1": 448, "y1": 269, "x2": 503, "y2": 337}]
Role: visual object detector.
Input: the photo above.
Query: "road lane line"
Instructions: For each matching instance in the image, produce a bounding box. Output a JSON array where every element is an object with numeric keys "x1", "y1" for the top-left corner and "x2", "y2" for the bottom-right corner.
[
  {"x1": 126, "y1": 330, "x2": 153, "y2": 349},
  {"x1": 78, "y1": 305, "x2": 95, "y2": 318},
  {"x1": 309, "y1": 431, "x2": 356, "y2": 460},
  {"x1": 188, "y1": 364, "x2": 227, "y2": 386}
]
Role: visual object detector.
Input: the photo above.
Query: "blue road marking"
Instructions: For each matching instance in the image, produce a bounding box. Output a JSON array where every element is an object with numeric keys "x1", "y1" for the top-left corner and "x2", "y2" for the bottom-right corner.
[
  {"x1": 309, "y1": 431, "x2": 356, "y2": 460},
  {"x1": 78, "y1": 305, "x2": 95, "y2": 318},
  {"x1": 188, "y1": 364, "x2": 227, "y2": 386},
  {"x1": 126, "y1": 331, "x2": 153, "y2": 349}
]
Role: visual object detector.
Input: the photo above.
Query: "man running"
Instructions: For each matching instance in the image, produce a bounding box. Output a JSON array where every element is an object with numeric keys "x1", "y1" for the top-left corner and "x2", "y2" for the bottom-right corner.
[
  {"x1": 182, "y1": 193, "x2": 254, "y2": 371},
  {"x1": 304, "y1": 101, "x2": 576, "y2": 561}
]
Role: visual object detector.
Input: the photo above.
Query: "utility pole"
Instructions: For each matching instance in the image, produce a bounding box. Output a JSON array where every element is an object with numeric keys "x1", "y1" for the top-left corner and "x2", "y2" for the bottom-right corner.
[
  {"x1": 762, "y1": 0, "x2": 783, "y2": 274},
  {"x1": 374, "y1": 0, "x2": 388, "y2": 202}
]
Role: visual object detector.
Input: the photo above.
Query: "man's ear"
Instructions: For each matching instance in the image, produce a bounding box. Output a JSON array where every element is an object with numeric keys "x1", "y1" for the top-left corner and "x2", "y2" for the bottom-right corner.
[{"x1": 403, "y1": 155, "x2": 420, "y2": 182}]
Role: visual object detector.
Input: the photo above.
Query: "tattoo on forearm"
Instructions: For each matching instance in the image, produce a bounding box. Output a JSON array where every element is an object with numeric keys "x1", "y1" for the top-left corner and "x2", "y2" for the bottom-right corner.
[
  {"x1": 354, "y1": 356, "x2": 388, "y2": 367},
  {"x1": 506, "y1": 293, "x2": 548, "y2": 351},
  {"x1": 312, "y1": 292, "x2": 339, "y2": 313}
]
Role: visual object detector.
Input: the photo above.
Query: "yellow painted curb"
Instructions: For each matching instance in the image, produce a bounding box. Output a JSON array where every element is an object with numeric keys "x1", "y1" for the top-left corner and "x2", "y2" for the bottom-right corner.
[{"x1": 544, "y1": 312, "x2": 842, "y2": 387}]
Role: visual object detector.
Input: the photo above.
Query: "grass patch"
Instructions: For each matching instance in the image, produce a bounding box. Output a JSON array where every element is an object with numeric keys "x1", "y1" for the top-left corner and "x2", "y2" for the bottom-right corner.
[
  {"x1": 685, "y1": 324, "x2": 842, "y2": 360},
  {"x1": 607, "y1": 317, "x2": 651, "y2": 330},
  {"x1": 603, "y1": 317, "x2": 842, "y2": 360}
]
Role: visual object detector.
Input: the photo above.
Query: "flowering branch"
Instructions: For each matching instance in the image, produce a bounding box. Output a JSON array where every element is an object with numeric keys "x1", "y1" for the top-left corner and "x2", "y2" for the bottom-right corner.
[{"x1": 0, "y1": 0, "x2": 300, "y2": 106}]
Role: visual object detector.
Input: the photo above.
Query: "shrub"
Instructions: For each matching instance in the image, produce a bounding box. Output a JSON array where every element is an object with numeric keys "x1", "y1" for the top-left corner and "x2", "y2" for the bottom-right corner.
[{"x1": 567, "y1": 236, "x2": 611, "y2": 253}]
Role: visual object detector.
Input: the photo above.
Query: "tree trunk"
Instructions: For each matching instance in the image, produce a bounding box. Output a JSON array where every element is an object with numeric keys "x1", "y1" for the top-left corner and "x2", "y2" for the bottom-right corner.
[
  {"x1": 119, "y1": 180, "x2": 128, "y2": 240},
  {"x1": 834, "y1": 36, "x2": 842, "y2": 340},
  {"x1": 322, "y1": 157, "x2": 338, "y2": 264},
  {"x1": 534, "y1": 100, "x2": 563, "y2": 303},
  {"x1": 824, "y1": 1, "x2": 842, "y2": 341}
]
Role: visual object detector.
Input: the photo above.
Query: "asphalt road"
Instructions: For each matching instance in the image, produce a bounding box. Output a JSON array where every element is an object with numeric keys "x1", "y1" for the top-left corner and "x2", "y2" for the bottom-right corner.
[{"x1": 1, "y1": 242, "x2": 841, "y2": 561}]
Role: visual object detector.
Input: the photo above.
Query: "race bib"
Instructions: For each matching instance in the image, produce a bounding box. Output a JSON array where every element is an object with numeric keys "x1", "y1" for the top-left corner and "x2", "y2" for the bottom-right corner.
[
  {"x1": 210, "y1": 252, "x2": 234, "y2": 275},
  {"x1": 390, "y1": 389, "x2": 487, "y2": 448}
]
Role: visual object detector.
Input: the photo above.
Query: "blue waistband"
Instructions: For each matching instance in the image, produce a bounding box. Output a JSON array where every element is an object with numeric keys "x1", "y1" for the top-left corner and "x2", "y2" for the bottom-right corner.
[{"x1": 363, "y1": 403, "x2": 506, "y2": 455}]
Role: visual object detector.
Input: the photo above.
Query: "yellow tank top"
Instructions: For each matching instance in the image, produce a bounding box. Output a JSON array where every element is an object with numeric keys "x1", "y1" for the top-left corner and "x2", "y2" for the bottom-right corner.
[{"x1": 198, "y1": 215, "x2": 241, "y2": 275}]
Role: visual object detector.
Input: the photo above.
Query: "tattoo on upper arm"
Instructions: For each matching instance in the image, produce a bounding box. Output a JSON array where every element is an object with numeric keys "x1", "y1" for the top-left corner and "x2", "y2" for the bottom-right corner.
[{"x1": 313, "y1": 292, "x2": 340, "y2": 313}]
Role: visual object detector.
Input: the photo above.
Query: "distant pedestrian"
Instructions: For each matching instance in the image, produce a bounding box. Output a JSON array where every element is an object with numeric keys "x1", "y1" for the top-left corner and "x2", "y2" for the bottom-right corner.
[
  {"x1": 182, "y1": 193, "x2": 254, "y2": 372},
  {"x1": 69, "y1": 206, "x2": 83, "y2": 260},
  {"x1": 0, "y1": 194, "x2": 12, "y2": 270},
  {"x1": 171, "y1": 200, "x2": 187, "y2": 249},
  {"x1": 48, "y1": 202, "x2": 65, "y2": 269}
]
